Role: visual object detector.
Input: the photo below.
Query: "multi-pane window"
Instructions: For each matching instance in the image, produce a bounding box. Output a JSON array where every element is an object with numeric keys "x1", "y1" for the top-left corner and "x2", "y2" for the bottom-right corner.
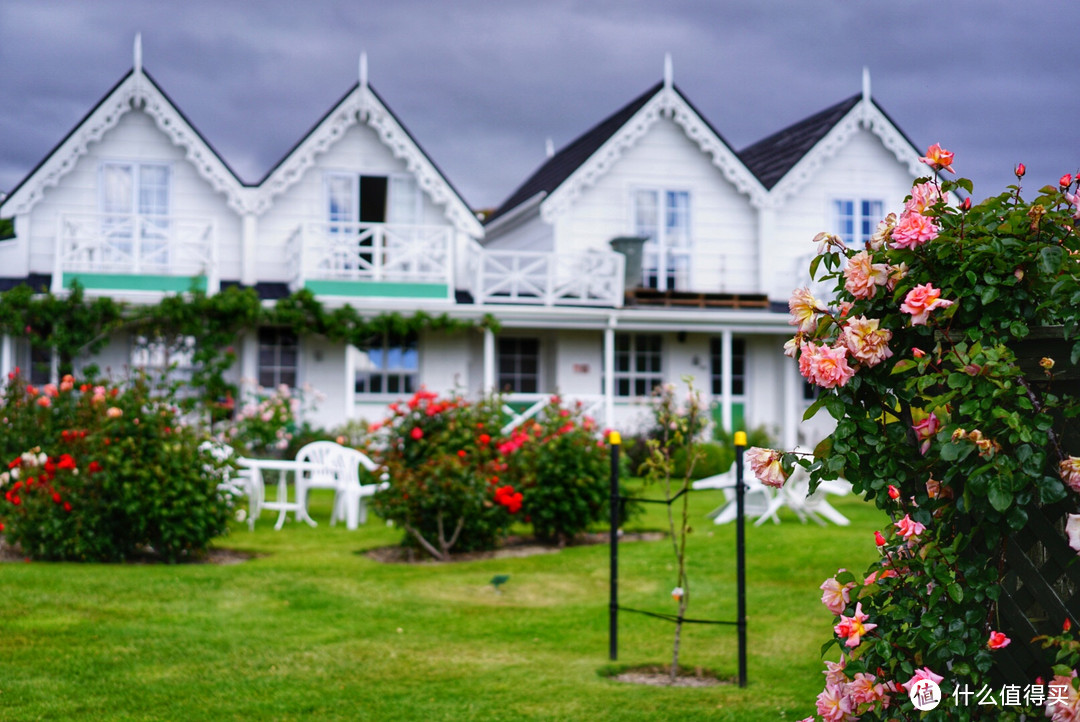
[
  {"x1": 833, "y1": 199, "x2": 884, "y2": 246},
  {"x1": 614, "y1": 334, "x2": 663, "y2": 397},
  {"x1": 497, "y1": 338, "x2": 540, "y2": 393},
  {"x1": 634, "y1": 189, "x2": 691, "y2": 291},
  {"x1": 100, "y1": 162, "x2": 171, "y2": 267},
  {"x1": 325, "y1": 174, "x2": 420, "y2": 226},
  {"x1": 258, "y1": 329, "x2": 298, "y2": 389},
  {"x1": 355, "y1": 334, "x2": 418, "y2": 395},
  {"x1": 709, "y1": 337, "x2": 746, "y2": 397},
  {"x1": 132, "y1": 335, "x2": 196, "y2": 386}
]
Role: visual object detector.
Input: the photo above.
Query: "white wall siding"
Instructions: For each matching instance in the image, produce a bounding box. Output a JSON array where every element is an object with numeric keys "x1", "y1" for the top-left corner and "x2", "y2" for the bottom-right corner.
[
  {"x1": 23, "y1": 111, "x2": 242, "y2": 281},
  {"x1": 552, "y1": 330, "x2": 602, "y2": 396},
  {"x1": 258, "y1": 122, "x2": 450, "y2": 284},
  {"x1": 766, "y1": 128, "x2": 916, "y2": 301},
  {"x1": 555, "y1": 119, "x2": 759, "y2": 293},
  {"x1": 300, "y1": 336, "x2": 348, "y2": 429},
  {"x1": 419, "y1": 329, "x2": 472, "y2": 395}
]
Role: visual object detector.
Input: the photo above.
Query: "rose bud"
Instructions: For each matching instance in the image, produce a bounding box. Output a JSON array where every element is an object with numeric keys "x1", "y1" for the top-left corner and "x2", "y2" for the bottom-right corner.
[
  {"x1": 874, "y1": 531, "x2": 887, "y2": 547},
  {"x1": 1062, "y1": 174, "x2": 1074, "y2": 188},
  {"x1": 1015, "y1": 163, "x2": 1026, "y2": 178},
  {"x1": 960, "y1": 197, "x2": 972, "y2": 211}
]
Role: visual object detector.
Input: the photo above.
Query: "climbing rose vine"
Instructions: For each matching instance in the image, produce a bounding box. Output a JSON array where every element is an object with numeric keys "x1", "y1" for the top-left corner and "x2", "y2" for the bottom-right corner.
[{"x1": 775, "y1": 148, "x2": 1080, "y2": 720}]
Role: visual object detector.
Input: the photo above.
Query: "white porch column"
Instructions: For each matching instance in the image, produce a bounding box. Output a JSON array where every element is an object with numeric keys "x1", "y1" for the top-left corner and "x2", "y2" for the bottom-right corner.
[
  {"x1": 241, "y1": 330, "x2": 258, "y2": 401},
  {"x1": 344, "y1": 345, "x2": 356, "y2": 420},
  {"x1": 720, "y1": 329, "x2": 733, "y2": 433},
  {"x1": 241, "y1": 214, "x2": 258, "y2": 287},
  {"x1": 483, "y1": 327, "x2": 495, "y2": 393},
  {"x1": 604, "y1": 318, "x2": 616, "y2": 430},
  {"x1": 0, "y1": 334, "x2": 12, "y2": 380},
  {"x1": 784, "y1": 347, "x2": 800, "y2": 451}
]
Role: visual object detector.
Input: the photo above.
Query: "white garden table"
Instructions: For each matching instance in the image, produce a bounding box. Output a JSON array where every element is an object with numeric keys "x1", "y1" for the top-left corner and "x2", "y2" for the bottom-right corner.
[{"x1": 236, "y1": 457, "x2": 318, "y2": 530}]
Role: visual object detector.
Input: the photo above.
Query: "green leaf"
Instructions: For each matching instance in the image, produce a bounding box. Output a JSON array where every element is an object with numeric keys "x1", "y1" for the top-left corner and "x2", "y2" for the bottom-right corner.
[
  {"x1": 947, "y1": 583, "x2": 964, "y2": 603},
  {"x1": 803, "y1": 395, "x2": 827, "y2": 421},
  {"x1": 809, "y1": 254, "x2": 823, "y2": 281},
  {"x1": 890, "y1": 359, "x2": 916, "y2": 375},
  {"x1": 980, "y1": 286, "x2": 999, "y2": 305},
  {"x1": 1040, "y1": 246, "x2": 1065, "y2": 275},
  {"x1": 988, "y1": 483, "x2": 1014, "y2": 512}
]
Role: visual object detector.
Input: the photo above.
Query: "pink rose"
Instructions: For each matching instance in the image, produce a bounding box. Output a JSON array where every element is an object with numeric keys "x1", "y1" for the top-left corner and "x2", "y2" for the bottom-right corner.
[
  {"x1": 895, "y1": 513, "x2": 926, "y2": 541},
  {"x1": 891, "y1": 210, "x2": 939, "y2": 249},
  {"x1": 905, "y1": 182, "x2": 945, "y2": 215},
  {"x1": 820, "y1": 575, "x2": 855, "y2": 616},
  {"x1": 919, "y1": 143, "x2": 955, "y2": 173},
  {"x1": 901, "y1": 667, "x2": 944, "y2": 694},
  {"x1": 987, "y1": 631, "x2": 1011, "y2": 650},
  {"x1": 843, "y1": 251, "x2": 890, "y2": 299},
  {"x1": 800, "y1": 343, "x2": 855, "y2": 389},
  {"x1": 789, "y1": 287, "x2": 826, "y2": 333},
  {"x1": 816, "y1": 682, "x2": 855, "y2": 722},
  {"x1": 900, "y1": 283, "x2": 954, "y2": 326},
  {"x1": 745, "y1": 446, "x2": 788, "y2": 488},
  {"x1": 842, "y1": 316, "x2": 893, "y2": 367},
  {"x1": 833, "y1": 602, "x2": 876, "y2": 648}
]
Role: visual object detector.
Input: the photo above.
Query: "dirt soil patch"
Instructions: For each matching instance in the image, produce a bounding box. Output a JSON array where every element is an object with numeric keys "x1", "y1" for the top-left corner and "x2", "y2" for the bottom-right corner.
[
  {"x1": 364, "y1": 531, "x2": 665, "y2": 564},
  {"x1": 609, "y1": 665, "x2": 730, "y2": 688}
]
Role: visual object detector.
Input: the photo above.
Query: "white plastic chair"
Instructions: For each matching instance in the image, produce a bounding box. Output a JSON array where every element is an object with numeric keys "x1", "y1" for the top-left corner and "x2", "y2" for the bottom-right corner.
[
  {"x1": 294, "y1": 441, "x2": 388, "y2": 529},
  {"x1": 694, "y1": 469, "x2": 777, "y2": 525}
]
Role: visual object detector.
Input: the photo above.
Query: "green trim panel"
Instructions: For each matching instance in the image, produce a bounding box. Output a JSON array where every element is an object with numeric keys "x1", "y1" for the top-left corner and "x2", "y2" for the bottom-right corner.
[
  {"x1": 304, "y1": 280, "x2": 448, "y2": 298},
  {"x1": 64, "y1": 273, "x2": 206, "y2": 293},
  {"x1": 711, "y1": 401, "x2": 746, "y2": 432}
]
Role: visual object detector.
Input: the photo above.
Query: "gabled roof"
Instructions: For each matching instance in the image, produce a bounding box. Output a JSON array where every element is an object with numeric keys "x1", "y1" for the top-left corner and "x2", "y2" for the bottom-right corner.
[
  {"x1": 254, "y1": 81, "x2": 483, "y2": 237},
  {"x1": 0, "y1": 68, "x2": 249, "y2": 217},
  {"x1": 487, "y1": 82, "x2": 662, "y2": 224},
  {"x1": 487, "y1": 81, "x2": 767, "y2": 226},
  {"x1": 738, "y1": 95, "x2": 861, "y2": 190},
  {"x1": 739, "y1": 93, "x2": 924, "y2": 198}
]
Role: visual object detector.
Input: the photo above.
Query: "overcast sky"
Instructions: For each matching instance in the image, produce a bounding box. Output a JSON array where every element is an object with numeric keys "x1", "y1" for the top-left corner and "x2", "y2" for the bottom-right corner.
[{"x1": 1, "y1": 1, "x2": 1077, "y2": 211}]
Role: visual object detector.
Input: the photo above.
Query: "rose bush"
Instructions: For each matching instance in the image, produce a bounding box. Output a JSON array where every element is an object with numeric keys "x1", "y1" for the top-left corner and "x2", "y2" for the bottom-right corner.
[
  {"x1": 0, "y1": 370, "x2": 232, "y2": 562},
  {"x1": 772, "y1": 151, "x2": 1080, "y2": 720},
  {"x1": 502, "y1": 396, "x2": 611, "y2": 545}
]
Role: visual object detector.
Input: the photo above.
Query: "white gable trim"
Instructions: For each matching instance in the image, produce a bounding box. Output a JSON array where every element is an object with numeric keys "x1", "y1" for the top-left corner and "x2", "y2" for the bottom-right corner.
[
  {"x1": 2, "y1": 71, "x2": 248, "y2": 217},
  {"x1": 254, "y1": 87, "x2": 483, "y2": 238},
  {"x1": 539, "y1": 87, "x2": 768, "y2": 223},
  {"x1": 765, "y1": 98, "x2": 924, "y2": 208}
]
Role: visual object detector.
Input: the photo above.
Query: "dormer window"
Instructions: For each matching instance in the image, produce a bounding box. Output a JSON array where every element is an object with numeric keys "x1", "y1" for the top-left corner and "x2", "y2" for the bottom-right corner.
[
  {"x1": 633, "y1": 189, "x2": 691, "y2": 291},
  {"x1": 325, "y1": 174, "x2": 420, "y2": 227},
  {"x1": 833, "y1": 199, "x2": 884, "y2": 246},
  {"x1": 99, "y1": 161, "x2": 171, "y2": 269}
]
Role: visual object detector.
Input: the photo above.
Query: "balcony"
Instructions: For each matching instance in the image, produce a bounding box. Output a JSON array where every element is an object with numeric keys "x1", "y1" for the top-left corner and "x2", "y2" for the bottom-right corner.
[
  {"x1": 467, "y1": 246, "x2": 625, "y2": 307},
  {"x1": 287, "y1": 222, "x2": 454, "y2": 300},
  {"x1": 54, "y1": 213, "x2": 217, "y2": 293}
]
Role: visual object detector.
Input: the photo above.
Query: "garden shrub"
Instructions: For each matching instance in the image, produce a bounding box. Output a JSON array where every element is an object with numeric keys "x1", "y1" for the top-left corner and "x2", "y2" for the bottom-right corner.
[
  {"x1": 768, "y1": 151, "x2": 1080, "y2": 720},
  {"x1": 219, "y1": 383, "x2": 322, "y2": 457},
  {"x1": 0, "y1": 371, "x2": 231, "y2": 562},
  {"x1": 503, "y1": 397, "x2": 613, "y2": 544},
  {"x1": 370, "y1": 390, "x2": 519, "y2": 558}
]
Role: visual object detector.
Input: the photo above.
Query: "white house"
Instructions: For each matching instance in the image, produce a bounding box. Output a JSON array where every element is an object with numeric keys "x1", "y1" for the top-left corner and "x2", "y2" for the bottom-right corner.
[{"x1": 0, "y1": 45, "x2": 926, "y2": 447}]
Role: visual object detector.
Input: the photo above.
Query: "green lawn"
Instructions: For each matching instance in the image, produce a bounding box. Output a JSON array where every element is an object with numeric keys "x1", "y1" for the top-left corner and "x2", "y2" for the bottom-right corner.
[{"x1": 0, "y1": 486, "x2": 887, "y2": 721}]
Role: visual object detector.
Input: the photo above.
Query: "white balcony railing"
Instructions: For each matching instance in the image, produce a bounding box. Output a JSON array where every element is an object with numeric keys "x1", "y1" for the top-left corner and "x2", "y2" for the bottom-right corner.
[
  {"x1": 289, "y1": 221, "x2": 454, "y2": 291},
  {"x1": 55, "y1": 213, "x2": 217, "y2": 289},
  {"x1": 470, "y1": 246, "x2": 625, "y2": 307}
]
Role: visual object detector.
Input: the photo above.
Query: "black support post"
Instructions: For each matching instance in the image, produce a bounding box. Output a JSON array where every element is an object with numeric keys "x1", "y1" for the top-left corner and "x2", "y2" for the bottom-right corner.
[
  {"x1": 609, "y1": 430, "x2": 621, "y2": 661},
  {"x1": 734, "y1": 430, "x2": 748, "y2": 687}
]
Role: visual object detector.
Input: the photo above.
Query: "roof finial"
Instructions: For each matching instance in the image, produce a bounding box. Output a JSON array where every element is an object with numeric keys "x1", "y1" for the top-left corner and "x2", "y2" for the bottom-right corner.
[
  {"x1": 663, "y1": 53, "x2": 673, "y2": 91},
  {"x1": 359, "y1": 51, "x2": 368, "y2": 93},
  {"x1": 134, "y1": 32, "x2": 143, "y2": 75},
  {"x1": 862, "y1": 66, "x2": 871, "y2": 103},
  {"x1": 545, "y1": 137, "x2": 555, "y2": 159}
]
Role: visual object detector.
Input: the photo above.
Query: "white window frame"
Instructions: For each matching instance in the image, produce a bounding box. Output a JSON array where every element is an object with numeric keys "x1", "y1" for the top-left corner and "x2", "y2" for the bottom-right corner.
[
  {"x1": 131, "y1": 335, "x2": 196, "y2": 389},
  {"x1": 613, "y1": 333, "x2": 663, "y2": 398},
  {"x1": 99, "y1": 161, "x2": 172, "y2": 270},
  {"x1": 354, "y1": 333, "x2": 419, "y2": 396},
  {"x1": 710, "y1": 336, "x2": 746, "y2": 400},
  {"x1": 323, "y1": 172, "x2": 422, "y2": 226},
  {"x1": 632, "y1": 187, "x2": 692, "y2": 292},
  {"x1": 257, "y1": 328, "x2": 299, "y2": 390},
  {"x1": 832, "y1": 198, "x2": 884, "y2": 246},
  {"x1": 497, "y1": 337, "x2": 541, "y2": 394}
]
